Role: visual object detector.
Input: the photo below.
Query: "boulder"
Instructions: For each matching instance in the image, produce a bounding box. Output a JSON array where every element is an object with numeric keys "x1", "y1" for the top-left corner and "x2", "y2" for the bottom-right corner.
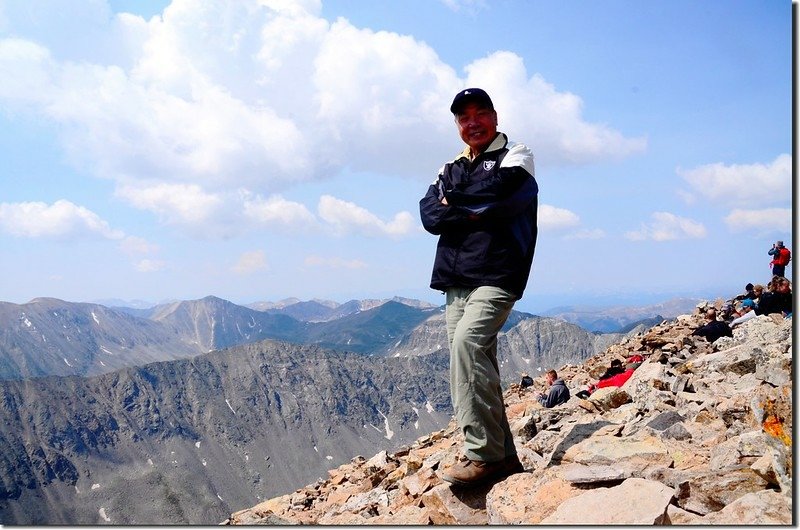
[{"x1": 540, "y1": 478, "x2": 674, "y2": 524}]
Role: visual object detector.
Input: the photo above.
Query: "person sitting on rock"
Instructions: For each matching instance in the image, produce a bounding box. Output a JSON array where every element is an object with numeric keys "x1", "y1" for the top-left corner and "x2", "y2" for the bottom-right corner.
[
  {"x1": 753, "y1": 283, "x2": 765, "y2": 300},
  {"x1": 537, "y1": 369, "x2": 570, "y2": 408},
  {"x1": 756, "y1": 277, "x2": 792, "y2": 317},
  {"x1": 720, "y1": 302, "x2": 737, "y2": 322},
  {"x1": 691, "y1": 308, "x2": 732, "y2": 343},
  {"x1": 735, "y1": 282, "x2": 757, "y2": 302},
  {"x1": 730, "y1": 299, "x2": 758, "y2": 328}
]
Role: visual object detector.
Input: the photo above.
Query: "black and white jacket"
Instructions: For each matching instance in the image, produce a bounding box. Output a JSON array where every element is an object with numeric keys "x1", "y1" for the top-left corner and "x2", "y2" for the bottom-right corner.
[{"x1": 419, "y1": 132, "x2": 538, "y2": 299}]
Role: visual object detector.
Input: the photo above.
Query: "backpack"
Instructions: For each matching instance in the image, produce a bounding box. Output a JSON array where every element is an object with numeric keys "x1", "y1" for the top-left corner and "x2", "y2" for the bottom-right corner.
[{"x1": 777, "y1": 247, "x2": 792, "y2": 266}]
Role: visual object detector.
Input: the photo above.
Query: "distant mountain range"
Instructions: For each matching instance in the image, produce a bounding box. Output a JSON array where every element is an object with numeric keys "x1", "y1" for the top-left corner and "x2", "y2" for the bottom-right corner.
[
  {"x1": 542, "y1": 297, "x2": 700, "y2": 332},
  {"x1": 0, "y1": 296, "x2": 438, "y2": 380},
  {"x1": 0, "y1": 293, "x2": 678, "y2": 524},
  {"x1": 0, "y1": 294, "x2": 662, "y2": 382}
]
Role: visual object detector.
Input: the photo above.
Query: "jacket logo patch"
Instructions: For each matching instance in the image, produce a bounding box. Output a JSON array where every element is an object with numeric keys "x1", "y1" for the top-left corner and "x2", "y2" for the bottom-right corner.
[{"x1": 484, "y1": 160, "x2": 496, "y2": 171}]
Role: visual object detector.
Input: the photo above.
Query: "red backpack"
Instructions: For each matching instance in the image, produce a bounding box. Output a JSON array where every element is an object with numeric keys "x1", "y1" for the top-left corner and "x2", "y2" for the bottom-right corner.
[{"x1": 777, "y1": 247, "x2": 792, "y2": 266}]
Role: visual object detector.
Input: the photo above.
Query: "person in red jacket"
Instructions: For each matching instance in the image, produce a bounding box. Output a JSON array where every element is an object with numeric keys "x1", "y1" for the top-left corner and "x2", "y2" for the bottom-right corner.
[{"x1": 768, "y1": 240, "x2": 791, "y2": 278}]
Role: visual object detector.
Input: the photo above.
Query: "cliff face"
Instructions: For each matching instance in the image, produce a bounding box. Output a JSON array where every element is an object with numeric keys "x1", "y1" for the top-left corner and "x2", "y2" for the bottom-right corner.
[
  {"x1": 382, "y1": 311, "x2": 624, "y2": 385},
  {"x1": 0, "y1": 343, "x2": 452, "y2": 525},
  {"x1": 224, "y1": 307, "x2": 793, "y2": 525}
]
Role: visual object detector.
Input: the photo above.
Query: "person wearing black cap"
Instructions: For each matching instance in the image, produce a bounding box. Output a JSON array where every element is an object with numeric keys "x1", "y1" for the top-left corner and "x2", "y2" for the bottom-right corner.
[{"x1": 419, "y1": 88, "x2": 538, "y2": 487}]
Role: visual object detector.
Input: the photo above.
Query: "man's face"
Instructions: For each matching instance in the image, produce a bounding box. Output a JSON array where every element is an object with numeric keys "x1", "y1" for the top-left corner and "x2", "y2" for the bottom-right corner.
[
  {"x1": 455, "y1": 102, "x2": 498, "y2": 155},
  {"x1": 546, "y1": 373, "x2": 555, "y2": 386}
]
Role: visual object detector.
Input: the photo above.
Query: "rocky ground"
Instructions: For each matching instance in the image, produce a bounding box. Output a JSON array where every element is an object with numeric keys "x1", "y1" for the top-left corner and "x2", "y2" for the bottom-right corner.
[{"x1": 223, "y1": 302, "x2": 793, "y2": 525}]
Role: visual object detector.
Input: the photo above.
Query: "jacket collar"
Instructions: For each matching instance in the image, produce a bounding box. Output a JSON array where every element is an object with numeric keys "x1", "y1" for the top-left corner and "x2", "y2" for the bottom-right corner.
[{"x1": 455, "y1": 132, "x2": 507, "y2": 161}]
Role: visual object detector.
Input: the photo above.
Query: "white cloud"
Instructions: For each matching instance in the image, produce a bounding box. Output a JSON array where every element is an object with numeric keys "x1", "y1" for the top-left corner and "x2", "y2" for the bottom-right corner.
[
  {"x1": 463, "y1": 52, "x2": 647, "y2": 165},
  {"x1": 135, "y1": 259, "x2": 166, "y2": 272},
  {"x1": 115, "y1": 182, "x2": 223, "y2": 225},
  {"x1": 304, "y1": 255, "x2": 367, "y2": 270},
  {"x1": 0, "y1": 200, "x2": 124, "y2": 239},
  {"x1": 317, "y1": 195, "x2": 416, "y2": 237},
  {"x1": 120, "y1": 236, "x2": 159, "y2": 255},
  {"x1": 232, "y1": 250, "x2": 269, "y2": 274},
  {"x1": 565, "y1": 228, "x2": 606, "y2": 240},
  {"x1": 0, "y1": 38, "x2": 54, "y2": 103},
  {"x1": 242, "y1": 194, "x2": 316, "y2": 228},
  {"x1": 538, "y1": 204, "x2": 580, "y2": 231},
  {"x1": 724, "y1": 208, "x2": 792, "y2": 234},
  {"x1": 678, "y1": 154, "x2": 791, "y2": 208},
  {"x1": 439, "y1": 0, "x2": 488, "y2": 14},
  {"x1": 0, "y1": 1, "x2": 645, "y2": 236},
  {"x1": 625, "y1": 212, "x2": 707, "y2": 241}
]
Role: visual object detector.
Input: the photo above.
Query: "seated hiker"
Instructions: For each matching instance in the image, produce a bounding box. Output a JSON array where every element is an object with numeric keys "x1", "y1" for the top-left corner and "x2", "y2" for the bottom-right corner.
[
  {"x1": 756, "y1": 277, "x2": 792, "y2": 317},
  {"x1": 730, "y1": 298, "x2": 758, "y2": 327},
  {"x1": 691, "y1": 308, "x2": 732, "y2": 343},
  {"x1": 537, "y1": 369, "x2": 570, "y2": 408},
  {"x1": 720, "y1": 302, "x2": 737, "y2": 322},
  {"x1": 735, "y1": 283, "x2": 756, "y2": 302},
  {"x1": 520, "y1": 373, "x2": 534, "y2": 389}
]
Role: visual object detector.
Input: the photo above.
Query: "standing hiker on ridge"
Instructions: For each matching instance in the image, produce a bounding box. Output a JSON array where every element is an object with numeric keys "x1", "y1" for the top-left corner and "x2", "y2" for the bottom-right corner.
[
  {"x1": 419, "y1": 88, "x2": 538, "y2": 487},
  {"x1": 768, "y1": 240, "x2": 791, "y2": 278}
]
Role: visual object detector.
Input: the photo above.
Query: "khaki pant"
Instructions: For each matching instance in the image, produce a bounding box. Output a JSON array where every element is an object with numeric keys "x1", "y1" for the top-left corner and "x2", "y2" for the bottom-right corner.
[{"x1": 445, "y1": 286, "x2": 517, "y2": 462}]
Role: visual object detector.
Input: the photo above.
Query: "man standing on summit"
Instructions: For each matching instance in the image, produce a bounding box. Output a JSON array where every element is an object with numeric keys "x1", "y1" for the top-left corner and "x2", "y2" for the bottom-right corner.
[{"x1": 419, "y1": 88, "x2": 538, "y2": 487}]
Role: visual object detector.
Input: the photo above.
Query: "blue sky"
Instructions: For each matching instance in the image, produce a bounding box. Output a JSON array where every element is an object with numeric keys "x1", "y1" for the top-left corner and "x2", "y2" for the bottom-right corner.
[{"x1": 0, "y1": 0, "x2": 793, "y2": 313}]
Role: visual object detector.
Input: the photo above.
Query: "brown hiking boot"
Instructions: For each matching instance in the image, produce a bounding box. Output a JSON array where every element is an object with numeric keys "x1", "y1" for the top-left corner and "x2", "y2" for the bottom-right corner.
[{"x1": 441, "y1": 458, "x2": 506, "y2": 487}]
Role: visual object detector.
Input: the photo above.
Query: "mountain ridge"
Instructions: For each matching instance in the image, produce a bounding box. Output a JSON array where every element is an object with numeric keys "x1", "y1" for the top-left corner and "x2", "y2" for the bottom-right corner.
[
  {"x1": 0, "y1": 295, "x2": 622, "y2": 381},
  {"x1": 224, "y1": 306, "x2": 793, "y2": 525},
  {"x1": 0, "y1": 339, "x2": 453, "y2": 524}
]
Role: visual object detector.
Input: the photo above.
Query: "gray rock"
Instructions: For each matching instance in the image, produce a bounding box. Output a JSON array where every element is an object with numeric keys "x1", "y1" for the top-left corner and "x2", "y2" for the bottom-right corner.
[
  {"x1": 509, "y1": 414, "x2": 538, "y2": 442},
  {"x1": 645, "y1": 411, "x2": 684, "y2": 431},
  {"x1": 661, "y1": 422, "x2": 691, "y2": 441}
]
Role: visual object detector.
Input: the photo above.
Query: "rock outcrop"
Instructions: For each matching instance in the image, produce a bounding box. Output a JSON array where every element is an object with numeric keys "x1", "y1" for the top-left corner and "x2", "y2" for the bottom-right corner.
[{"x1": 224, "y1": 306, "x2": 793, "y2": 525}]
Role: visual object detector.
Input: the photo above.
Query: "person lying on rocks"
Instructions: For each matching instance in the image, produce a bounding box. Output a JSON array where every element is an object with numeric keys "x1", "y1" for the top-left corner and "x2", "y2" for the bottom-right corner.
[
  {"x1": 598, "y1": 359, "x2": 625, "y2": 380},
  {"x1": 691, "y1": 308, "x2": 732, "y2": 343},
  {"x1": 537, "y1": 369, "x2": 570, "y2": 408},
  {"x1": 574, "y1": 357, "x2": 639, "y2": 399}
]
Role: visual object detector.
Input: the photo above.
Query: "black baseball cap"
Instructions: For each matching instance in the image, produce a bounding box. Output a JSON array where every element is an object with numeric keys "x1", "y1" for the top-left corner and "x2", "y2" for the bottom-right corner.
[{"x1": 450, "y1": 88, "x2": 494, "y2": 114}]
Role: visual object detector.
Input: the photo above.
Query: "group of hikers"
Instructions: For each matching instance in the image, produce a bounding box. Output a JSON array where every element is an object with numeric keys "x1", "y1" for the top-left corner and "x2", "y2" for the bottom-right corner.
[
  {"x1": 525, "y1": 239, "x2": 792, "y2": 408},
  {"x1": 694, "y1": 274, "x2": 793, "y2": 344}
]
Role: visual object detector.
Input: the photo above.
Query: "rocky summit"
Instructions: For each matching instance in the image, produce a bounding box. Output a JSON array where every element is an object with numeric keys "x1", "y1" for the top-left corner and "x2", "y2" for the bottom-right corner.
[{"x1": 224, "y1": 304, "x2": 793, "y2": 525}]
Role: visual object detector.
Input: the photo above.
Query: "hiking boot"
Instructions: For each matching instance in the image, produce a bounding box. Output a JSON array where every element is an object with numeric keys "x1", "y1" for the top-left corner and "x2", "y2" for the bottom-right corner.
[{"x1": 441, "y1": 458, "x2": 506, "y2": 487}]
